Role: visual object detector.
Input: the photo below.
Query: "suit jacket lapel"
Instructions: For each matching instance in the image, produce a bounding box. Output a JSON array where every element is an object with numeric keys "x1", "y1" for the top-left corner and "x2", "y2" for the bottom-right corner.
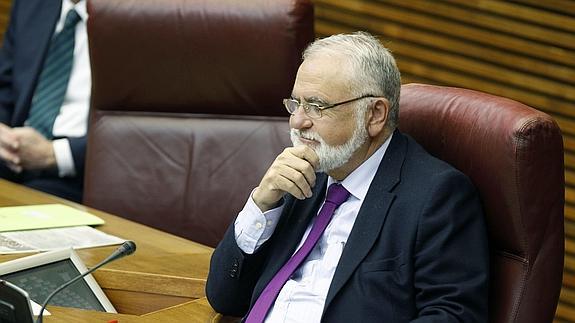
[
  {"x1": 323, "y1": 131, "x2": 407, "y2": 313},
  {"x1": 251, "y1": 174, "x2": 329, "y2": 303},
  {"x1": 16, "y1": 0, "x2": 62, "y2": 125}
]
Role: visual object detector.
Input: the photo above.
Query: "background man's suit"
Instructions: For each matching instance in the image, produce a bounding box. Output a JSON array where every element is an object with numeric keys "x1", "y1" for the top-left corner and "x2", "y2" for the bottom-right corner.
[
  {"x1": 0, "y1": 0, "x2": 86, "y2": 201},
  {"x1": 207, "y1": 130, "x2": 489, "y2": 322}
]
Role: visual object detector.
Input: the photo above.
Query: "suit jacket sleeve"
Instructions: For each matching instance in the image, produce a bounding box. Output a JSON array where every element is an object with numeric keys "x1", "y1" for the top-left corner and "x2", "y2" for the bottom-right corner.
[
  {"x1": 68, "y1": 136, "x2": 86, "y2": 176},
  {"x1": 206, "y1": 222, "x2": 272, "y2": 317},
  {"x1": 411, "y1": 169, "x2": 489, "y2": 322},
  {"x1": 0, "y1": 0, "x2": 18, "y2": 124}
]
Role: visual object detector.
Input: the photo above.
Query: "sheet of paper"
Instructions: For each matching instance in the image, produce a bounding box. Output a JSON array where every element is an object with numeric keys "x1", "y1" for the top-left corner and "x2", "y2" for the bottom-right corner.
[
  {"x1": 31, "y1": 299, "x2": 51, "y2": 316},
  {"x1": 0, "y1": 226, "x2": 125, "y2": 254},
  {"x1": 0, "y1": 204, "x2": 105, "y2": 232}
]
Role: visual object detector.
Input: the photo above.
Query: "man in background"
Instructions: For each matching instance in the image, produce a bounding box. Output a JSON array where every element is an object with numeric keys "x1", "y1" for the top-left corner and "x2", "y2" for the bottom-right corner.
[
  {"x1": 207, "y1": 32, "x2": 489, "y2": 322},
  {"x1": 0, "y1": 0, "x2": 89, "y2": 203}
]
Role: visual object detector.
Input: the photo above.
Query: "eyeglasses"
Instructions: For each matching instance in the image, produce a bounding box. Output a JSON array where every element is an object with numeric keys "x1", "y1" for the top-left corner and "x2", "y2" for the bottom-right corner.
[{"x1": 283, "y1": 94, "x2": 378, "y2": 119}]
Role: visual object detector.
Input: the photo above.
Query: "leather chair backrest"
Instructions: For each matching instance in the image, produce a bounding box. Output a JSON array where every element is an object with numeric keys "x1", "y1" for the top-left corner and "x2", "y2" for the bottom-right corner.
[
  {"x1": 398, "y1": 83, "x2": 564, "y2": 323},
  {"x1": 83, "y1": 0, "x2": 314, "y2": 247}
]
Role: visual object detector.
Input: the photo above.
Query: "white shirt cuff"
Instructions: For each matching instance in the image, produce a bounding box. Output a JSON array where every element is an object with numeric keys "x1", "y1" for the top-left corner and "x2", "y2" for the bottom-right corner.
[
  {"x1": 52, "y1": 139, "x2": 76, "y2": 177},
  {"x1": 234, "y1": 190, "x2": 284, "y2": 254}
]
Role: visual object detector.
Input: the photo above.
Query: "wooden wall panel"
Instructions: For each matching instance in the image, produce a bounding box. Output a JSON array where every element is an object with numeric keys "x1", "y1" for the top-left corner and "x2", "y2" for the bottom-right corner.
[
  {"x1": 0, "y1": 0, "x2": 10, "y2": 44},
  {"x1": 313, "y1": 0, "x2": 574, "y2": 321}
]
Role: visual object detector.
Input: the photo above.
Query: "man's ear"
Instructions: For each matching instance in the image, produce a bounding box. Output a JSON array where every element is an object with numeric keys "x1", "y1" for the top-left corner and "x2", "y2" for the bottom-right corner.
[{"x1": 367, "y1": 98, "x2": 389, "y2": 137}]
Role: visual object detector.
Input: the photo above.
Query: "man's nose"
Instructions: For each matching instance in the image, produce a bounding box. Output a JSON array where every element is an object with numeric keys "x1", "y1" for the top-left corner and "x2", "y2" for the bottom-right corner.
[{"x1": 289, "y1": 106, "x2": 313, "y2": 130}]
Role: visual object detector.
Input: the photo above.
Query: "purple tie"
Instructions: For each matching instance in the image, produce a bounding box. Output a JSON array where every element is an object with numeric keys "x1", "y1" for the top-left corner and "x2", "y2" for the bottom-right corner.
[{"x1": 245, "y1": 183, "x2": 351, "y2": 323}]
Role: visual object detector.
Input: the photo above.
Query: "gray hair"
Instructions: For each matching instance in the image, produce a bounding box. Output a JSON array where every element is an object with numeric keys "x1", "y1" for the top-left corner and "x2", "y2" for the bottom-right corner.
[{"x1": 302, "y1": 31, "x2": 401, "y2": 130}]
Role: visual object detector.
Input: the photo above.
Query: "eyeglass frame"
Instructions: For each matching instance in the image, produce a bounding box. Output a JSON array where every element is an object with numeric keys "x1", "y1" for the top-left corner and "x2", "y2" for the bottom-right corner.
[{"x1": 283, "y1": 94, "x2": 379, "y2": 119}]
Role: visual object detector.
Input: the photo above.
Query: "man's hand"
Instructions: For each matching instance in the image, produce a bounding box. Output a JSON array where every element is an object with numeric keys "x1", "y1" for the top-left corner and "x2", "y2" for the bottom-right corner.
[
  {"x1": 0, "y1": 123, "x2": 22, "y2": 172},
  {"x1": 252, "y1": 146, "x2": 319, "y2": 212},
  {"x1": 0, "y1": 125, "x2": 56, "y2": 173}
]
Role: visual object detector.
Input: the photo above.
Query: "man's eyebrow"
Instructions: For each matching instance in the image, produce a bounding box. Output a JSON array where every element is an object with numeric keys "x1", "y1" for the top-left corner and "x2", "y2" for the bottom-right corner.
[
  {"x1": 298, "y1": 96, "x2": 329, "y2": 105},
  {"x1": 290, "y1": 94, "x2": 329, "y2": 105}
]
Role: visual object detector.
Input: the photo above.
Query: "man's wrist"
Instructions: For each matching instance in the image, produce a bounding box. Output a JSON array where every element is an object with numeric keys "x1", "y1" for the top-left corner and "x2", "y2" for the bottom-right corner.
[
  {"x1": 52, "y1": 139, "x2": 76, "y2": 177},
  {"x1": 44, "y1": 144, "x2": 57, "y2": 168},
  {"x1": 253, "y1": 187, "x2": 281, "y2": 212}
]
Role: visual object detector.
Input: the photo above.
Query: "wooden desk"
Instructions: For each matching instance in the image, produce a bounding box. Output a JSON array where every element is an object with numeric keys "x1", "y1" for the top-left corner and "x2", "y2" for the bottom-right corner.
[{"x1": 0, "y1": 179, "x2": 234, "y2": 322}]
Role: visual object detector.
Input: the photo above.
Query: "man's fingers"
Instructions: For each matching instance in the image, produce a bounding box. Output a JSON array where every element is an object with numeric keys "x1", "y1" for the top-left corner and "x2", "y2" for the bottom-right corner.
[
  {"x1": 278, "y1": 147, "x2": 317, "y2": 185},
  {"x1": 276, "y1": 154, "x2": 316, "y2": 186},
  {"x1": 289, "y1": 145, "x2": 319, "y2": 169},
  {"x1": 0, "y1": 123, "x2": 11, "y2": 133},
  {"x1": 7, "y1": 162, "x2": 22, "y2": 174},
  {"x1": 274, "y1": 174, "x2": 307, "y2": 200},
  {"x1": 0, "y1": 147, "x2": 19, "y2": 164},
  {"x1": 0, "y1": 124, "x2": 19, "y2": 150},
  {"x1": 275, "y1": 164, "x2": 313, "y2": 198},
  {"x1": 253, "y1": 146, "x2": 320, "y2": 210},
  {"x1": 0, "y1": 138, "x2": 18, "y2": 151},
  {"x1": 292, "y1": 158, "x2": 316, "y2": 187}
]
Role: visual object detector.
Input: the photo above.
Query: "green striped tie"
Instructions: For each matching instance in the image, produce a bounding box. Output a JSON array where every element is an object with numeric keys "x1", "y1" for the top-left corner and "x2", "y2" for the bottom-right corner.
[{"x1": 26, "y1": 9, "x2": 81, "y2": 139}]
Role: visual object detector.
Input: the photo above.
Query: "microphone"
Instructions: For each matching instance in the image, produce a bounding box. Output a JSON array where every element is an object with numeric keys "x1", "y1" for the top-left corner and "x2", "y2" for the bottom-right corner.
[{"x1": 35, "y1": 241, "x2": 137, "y2": 323}]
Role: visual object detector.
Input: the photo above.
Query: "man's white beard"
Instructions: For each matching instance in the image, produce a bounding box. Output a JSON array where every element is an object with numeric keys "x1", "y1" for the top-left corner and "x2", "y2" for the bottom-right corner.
[{"x1": 290, "y1": 112, "x2": 368, "y2": 173}]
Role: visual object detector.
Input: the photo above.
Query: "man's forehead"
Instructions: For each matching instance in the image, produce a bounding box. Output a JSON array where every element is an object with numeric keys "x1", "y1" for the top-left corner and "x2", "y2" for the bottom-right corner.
[
  {"x1": 300, "y1": 53, "x2": 350, "y2": 75},
  {"x1": 293, "y1": 55, "x2": 353, "y2": 101}
]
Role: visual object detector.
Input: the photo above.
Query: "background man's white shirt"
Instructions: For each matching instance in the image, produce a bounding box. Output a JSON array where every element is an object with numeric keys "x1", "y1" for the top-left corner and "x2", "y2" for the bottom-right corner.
[{"x1": 48, "y1": 0, "x2": 90, "y2": 177}]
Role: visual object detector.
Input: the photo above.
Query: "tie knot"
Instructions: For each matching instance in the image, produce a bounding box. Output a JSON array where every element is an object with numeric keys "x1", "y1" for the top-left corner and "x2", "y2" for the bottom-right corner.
[
  {"x1": 325, "y1": 183, "x2": 350, "y2": 207},
  {"x1": 63, "y1": 9, "x2": 81, "y2": 29}
]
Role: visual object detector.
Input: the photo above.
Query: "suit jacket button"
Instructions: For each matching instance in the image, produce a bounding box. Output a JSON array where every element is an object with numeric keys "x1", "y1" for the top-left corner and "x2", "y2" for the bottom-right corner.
[{"x1": 229, "y1": 258, "x2": 240, "y2": 277}]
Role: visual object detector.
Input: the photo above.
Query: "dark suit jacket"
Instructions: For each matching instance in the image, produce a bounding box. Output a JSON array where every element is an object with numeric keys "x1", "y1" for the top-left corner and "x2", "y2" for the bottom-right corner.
[
  {"x1": 0, "y1": 0, "x2": 86, "y2": 175},
  {"x1": 206, "y1": 130, "x2": 489, "y2": 322}
]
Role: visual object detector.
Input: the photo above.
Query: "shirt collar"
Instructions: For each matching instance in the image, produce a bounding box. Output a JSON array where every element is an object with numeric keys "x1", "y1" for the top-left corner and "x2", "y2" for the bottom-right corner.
[
  {"x1": 327, "y1": 132, "x2": 394, "y2": 202},
  {"x1": 61, "y1": 0, "x2": 88, "y2": 23}
]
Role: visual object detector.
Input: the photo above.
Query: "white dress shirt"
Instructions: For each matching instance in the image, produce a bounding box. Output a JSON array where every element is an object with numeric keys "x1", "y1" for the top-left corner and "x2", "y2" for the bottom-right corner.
[
  {"x1": 234, "y1": 133, "x2": 393, "y2": 323},
  {"x1": 43, "y1": 0, "x2": 91, "y2": 177}
]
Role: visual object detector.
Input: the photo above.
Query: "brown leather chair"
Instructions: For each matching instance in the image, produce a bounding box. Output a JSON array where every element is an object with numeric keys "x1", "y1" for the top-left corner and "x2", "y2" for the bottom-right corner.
[
  {"x1": 83, "y1": 2, "x2": 562, "y2": 318},
  {"x1": 83, "y1": 0, "x2": 313, "y2": 247},
  {"x1": 399, "y1": 83, "x2": 564, "y2": 323}
]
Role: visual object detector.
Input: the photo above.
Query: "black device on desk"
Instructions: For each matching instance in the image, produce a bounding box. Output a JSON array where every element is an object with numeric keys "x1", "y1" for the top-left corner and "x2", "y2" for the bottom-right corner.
[
  {"x1": 0, "y1": 280, "x2": 33, "y2": 323},
  {"x1": 0, "y1": 248, "x2": 116, "y2": 313},
  {"x1": 0, "y1": 242, "x2": 136, "y2": 323}
]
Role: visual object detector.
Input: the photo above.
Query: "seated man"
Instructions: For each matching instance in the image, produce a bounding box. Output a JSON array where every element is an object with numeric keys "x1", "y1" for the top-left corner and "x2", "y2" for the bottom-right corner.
[
  {"x1": 206, "y1": 31, "x2": 489, "y2": 322},
  {"x1": 0, "y1": 0, "x2": 89, "y2": 203}
]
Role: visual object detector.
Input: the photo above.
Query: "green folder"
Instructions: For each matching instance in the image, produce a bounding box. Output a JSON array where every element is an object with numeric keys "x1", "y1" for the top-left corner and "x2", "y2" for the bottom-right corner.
[{"x1": 0, "y1": 204, "x2": 104, "y2": 232}]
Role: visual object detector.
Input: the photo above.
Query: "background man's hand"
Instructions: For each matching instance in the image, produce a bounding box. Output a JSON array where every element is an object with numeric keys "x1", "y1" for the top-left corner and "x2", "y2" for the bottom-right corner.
[
  {"x1": 0, "y1": 123, "x2": 22, "y2": 172},
  {"x1": 0, "y1": 125, "x2": 56, "y2": 173},
  {"x1": 252, "y1": 145, "x2": 319, "y2": 212}
]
